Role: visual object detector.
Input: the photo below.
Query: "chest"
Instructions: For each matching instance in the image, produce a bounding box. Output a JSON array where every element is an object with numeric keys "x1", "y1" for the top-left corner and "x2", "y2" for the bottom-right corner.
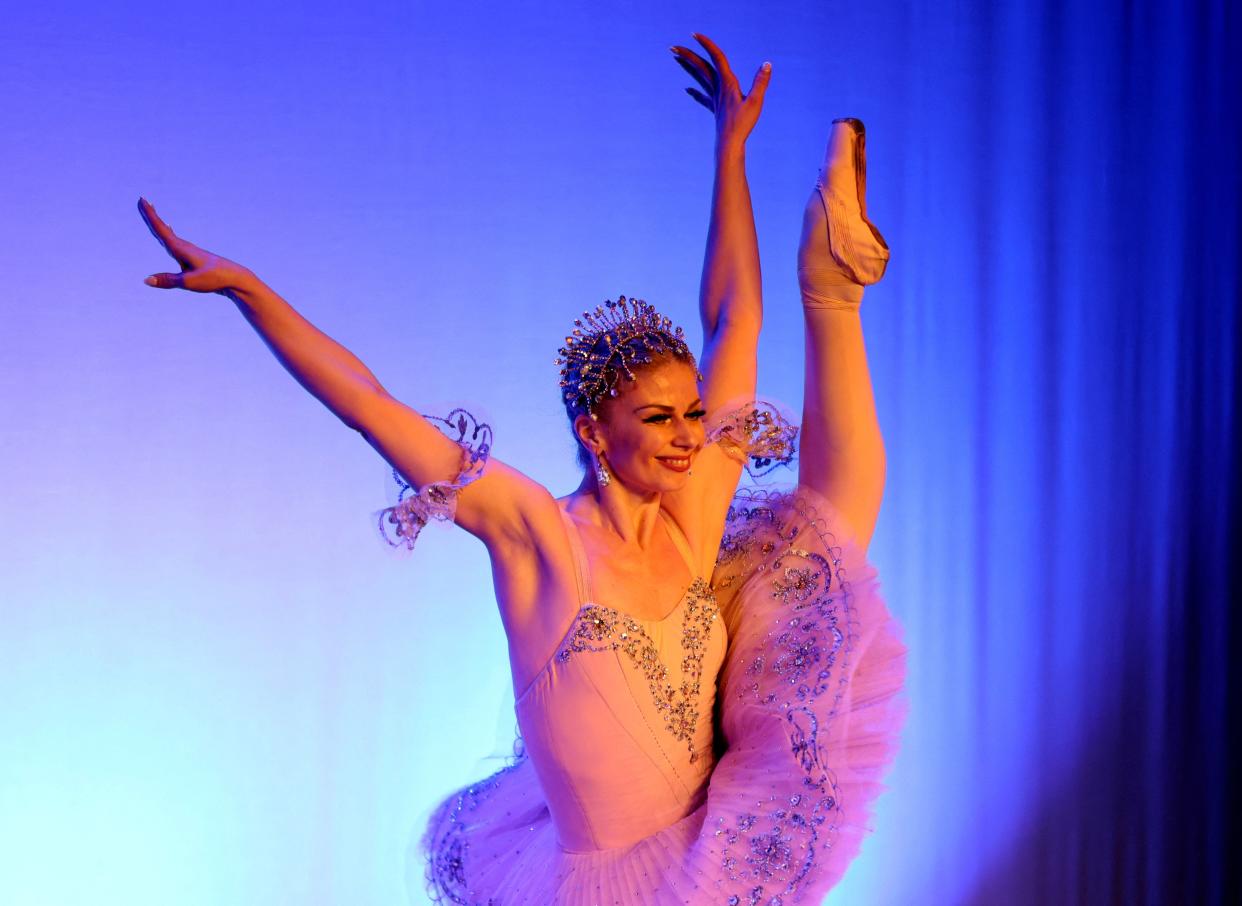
[{"x1": 576, "y1": 532, "x2": 698, "y2": 621}]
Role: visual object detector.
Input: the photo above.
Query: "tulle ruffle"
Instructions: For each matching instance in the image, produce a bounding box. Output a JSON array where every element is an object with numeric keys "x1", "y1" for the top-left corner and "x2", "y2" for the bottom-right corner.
[
  {"x1": 376, "y1": 409, "x2": 492, "y2": 551},
  {"x1": 707, "y1": 485, "x2": 908, "y2": 900},
  {"x1": 414, "y1": 485, "x2": 906, "y2": 905}
]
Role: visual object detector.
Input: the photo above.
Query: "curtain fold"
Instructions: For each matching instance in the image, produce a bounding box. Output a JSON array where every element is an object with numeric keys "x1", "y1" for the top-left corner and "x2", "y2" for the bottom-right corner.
[{"x1": 859, "y1": 1, "x2": 1238, "y2": 902}]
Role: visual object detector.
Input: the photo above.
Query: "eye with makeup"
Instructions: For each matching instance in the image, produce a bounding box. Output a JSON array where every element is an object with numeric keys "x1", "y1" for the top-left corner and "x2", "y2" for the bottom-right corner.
[{"x1": 642, "y1": 408, "x2": 708, "y2": 424}]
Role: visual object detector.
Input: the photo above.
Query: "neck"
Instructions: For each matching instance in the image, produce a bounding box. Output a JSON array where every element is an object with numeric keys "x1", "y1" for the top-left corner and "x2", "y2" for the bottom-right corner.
[{"x1": 569, "y1": 472, "x2": 663, "y2": 548}]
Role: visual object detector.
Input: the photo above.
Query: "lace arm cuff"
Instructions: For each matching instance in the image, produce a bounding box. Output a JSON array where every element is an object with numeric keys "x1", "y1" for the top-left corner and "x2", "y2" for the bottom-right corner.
[
  {"x1": 705, "y1": 399, "x2": 799, "y2": 477},
  {"x1": 375, "y1": 408, "x2": 492, "y2": 551}
]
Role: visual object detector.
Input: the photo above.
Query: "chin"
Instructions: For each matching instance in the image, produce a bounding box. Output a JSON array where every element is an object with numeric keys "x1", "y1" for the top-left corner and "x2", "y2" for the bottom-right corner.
[
  {"x1": 651, "y1": 466, "x2": 693, "y2": 490},
  {"x1": 620, "y1": 474, "x2": 686, "y2": 496}
]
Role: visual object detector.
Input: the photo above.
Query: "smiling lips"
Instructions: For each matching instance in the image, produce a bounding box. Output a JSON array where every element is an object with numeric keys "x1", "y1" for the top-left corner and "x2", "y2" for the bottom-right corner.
[{"x1": 657, "y1": 456, "x2": 692, "y2": 473}]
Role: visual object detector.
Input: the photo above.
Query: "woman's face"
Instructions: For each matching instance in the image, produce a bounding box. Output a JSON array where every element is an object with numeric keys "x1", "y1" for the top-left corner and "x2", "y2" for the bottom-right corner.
[{"x1": 585, "y1": 358, "x2": 707, "y2": 493}]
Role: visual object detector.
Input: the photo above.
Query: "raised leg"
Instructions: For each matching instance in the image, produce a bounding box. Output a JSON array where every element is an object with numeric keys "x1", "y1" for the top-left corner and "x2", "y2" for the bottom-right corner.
[{"x1": 796, "y1": 119, "x2": 889, "y2": 551}]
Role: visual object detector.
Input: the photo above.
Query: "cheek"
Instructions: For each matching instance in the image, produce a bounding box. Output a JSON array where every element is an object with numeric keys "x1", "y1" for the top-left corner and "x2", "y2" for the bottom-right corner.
[
  {"x1": 617, "y1": 428, "x2": 663, "y2": 461},
  {"x1": 639, "y1": 432, "x2": 667, "y2": 457},
  {"x1": 607, "y1": 427, "x2": 645, "y2": 457}
]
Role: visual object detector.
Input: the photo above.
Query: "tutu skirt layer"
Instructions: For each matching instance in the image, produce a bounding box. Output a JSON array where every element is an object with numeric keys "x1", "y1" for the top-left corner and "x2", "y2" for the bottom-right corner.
[{"x1": 417, "y1": 486, "x2": 906, "y2": 905}]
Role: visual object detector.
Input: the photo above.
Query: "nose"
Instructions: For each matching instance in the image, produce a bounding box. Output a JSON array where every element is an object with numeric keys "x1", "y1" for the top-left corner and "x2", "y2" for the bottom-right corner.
[{"x1": 673, "y1": 415, "x2": 701, "y2": 449}]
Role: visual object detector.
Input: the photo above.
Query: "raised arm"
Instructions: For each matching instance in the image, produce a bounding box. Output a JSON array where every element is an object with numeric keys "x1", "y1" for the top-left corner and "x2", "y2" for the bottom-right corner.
[
  {"x1": 660, "y1": 37, "x2": 772, "y2": 567},
  {"x1": 136, "y1": 198, "x2": 551, "y2": 551},
  {"x1": 795, "y1": 121, "x2": 890, "y2": 551},
  {"x1": 671, "y1": 34, "x2": 770, "y2": 411}
]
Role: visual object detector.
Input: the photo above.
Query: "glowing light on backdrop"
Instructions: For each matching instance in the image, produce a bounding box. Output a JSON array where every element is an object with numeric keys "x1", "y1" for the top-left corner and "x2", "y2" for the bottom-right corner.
[{"x1": 1, "y1": 1, "x2": 1236, "y2": 904}]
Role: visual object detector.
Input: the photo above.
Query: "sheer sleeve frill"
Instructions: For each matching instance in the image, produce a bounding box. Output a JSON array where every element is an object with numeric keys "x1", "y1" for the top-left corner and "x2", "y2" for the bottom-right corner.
[
  {"x1": 704, "y1": 399, "x2": 799, "y2": 478},
  {"x1": 375, "y1": 408, "x2": 492, "y2": 551}
]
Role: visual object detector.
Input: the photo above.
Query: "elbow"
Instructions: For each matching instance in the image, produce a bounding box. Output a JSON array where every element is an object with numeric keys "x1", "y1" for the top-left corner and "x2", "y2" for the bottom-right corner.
[
  {"x1": 703, "y1": 312, "x2": 762, "y2": 353},
  {"x1": 712, "y1": 310, "x2": 763, "y2": 337},
  {"x1": 343, "y1": 385, "x2": 390, "y2": 437}
]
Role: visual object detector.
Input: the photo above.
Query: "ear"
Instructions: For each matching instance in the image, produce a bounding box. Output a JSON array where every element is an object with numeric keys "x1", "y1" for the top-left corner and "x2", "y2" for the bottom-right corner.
[{"x1": 573, "y1": 412, "x2": 605, "y2": 457}]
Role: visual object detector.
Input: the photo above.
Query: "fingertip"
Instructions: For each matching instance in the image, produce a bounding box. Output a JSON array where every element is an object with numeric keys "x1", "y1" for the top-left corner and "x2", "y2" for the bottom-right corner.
[{"x1": 144, "y1": 275, "x2": 158, "y2": 287}]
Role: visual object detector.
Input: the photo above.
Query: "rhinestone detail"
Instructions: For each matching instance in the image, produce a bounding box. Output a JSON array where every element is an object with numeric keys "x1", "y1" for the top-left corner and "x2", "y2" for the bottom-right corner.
[{"x1": 556, "y1": 577, "x2": 719, "y2": 762}]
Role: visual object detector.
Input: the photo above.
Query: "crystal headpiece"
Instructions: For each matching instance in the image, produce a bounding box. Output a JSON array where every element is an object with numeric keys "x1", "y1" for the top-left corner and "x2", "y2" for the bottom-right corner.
[{"x1": 555, "y1": 295, "x2": 699, "y2": 417}]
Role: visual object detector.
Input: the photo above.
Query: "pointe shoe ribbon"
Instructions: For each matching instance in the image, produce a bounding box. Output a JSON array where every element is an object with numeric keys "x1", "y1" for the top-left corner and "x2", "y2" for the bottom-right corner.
[{"x1": 797, "y1": 117, "x2": 890, "y2": 310}]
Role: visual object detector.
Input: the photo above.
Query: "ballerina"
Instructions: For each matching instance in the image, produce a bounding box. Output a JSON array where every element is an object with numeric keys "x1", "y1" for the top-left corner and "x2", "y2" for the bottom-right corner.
[{"x1": 138, "y1": 34, "x2": 905, "y2": 905}]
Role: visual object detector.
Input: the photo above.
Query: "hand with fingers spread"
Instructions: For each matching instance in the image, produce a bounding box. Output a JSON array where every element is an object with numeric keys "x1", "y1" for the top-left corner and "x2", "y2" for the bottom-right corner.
[
  {"x1": 137, "y1": 197, "x2": 256, "y2": 295},
  {"x1": 670, "y1": 33, "x2": 771, "y2": 155}
]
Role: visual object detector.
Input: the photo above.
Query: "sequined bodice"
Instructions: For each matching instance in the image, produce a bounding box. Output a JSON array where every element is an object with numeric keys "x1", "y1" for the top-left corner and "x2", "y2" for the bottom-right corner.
[{"x1": 513, "y1": 511, "x2": 728, "y2": 853}]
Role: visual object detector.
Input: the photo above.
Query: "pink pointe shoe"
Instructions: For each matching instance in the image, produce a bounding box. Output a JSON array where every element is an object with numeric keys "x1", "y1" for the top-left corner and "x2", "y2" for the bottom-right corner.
[{"x1": 797, "y1": 117, "x2": 890, "y2": 308}]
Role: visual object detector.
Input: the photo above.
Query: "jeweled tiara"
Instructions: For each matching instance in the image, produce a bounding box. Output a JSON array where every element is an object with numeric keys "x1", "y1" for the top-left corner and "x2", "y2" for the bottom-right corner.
[{"x1": 555, "y1": 295, "x2": 699, "y2": 417}]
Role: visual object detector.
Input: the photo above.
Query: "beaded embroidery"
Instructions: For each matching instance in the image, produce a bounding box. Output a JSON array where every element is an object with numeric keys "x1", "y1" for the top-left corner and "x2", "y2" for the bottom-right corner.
[
  {"x1": 705, "y1": 400, "x2": 799, "y2": 478},
  {"x1": 376, "y1": 408, "x2": 492, "y2": 551},
  {"x1": 708, "y1": 487, "x2": 858, "y2": 904},
  {"x1": 424, "y1": 752, "x2": 526, "y2": 905},
  {"x1": 556, "y1": 577, "x2": 720, "y2": 762}
]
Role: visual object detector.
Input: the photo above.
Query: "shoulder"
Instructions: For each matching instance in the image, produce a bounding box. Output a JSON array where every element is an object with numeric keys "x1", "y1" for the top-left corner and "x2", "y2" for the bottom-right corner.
[{"x1": 457, "y1": 466, "x2": 568, "y2": 555}]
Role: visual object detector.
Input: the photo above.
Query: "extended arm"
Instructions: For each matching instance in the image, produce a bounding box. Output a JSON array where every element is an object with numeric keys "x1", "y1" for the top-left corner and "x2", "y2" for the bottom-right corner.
[
  {"x1": 662, "y1": 37, "x2": 772, "y2": 568},
  {"x1": 223, "y1": 273, "x2": 461, "y2": 479},
  {"x1": 696, "y1": 144, "x2": 762, "y2": 409},
  {"x1": 673, "y1": 34, "x2": 770, "y2": 411},
  {"x1": 137, "y1": 198, "x2": 550, "y2": 550}
]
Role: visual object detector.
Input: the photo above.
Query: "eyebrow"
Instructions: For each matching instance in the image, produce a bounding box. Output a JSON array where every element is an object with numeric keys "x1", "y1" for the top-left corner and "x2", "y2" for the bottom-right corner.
[{"x1": 633, "y1": 400, "x2": 705, "y2": 413}]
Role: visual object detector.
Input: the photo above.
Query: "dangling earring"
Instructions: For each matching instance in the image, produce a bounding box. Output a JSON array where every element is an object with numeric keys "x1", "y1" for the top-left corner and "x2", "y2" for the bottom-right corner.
[{"x1": 595, "y1": 454, "x2": 611, "y2": 487}]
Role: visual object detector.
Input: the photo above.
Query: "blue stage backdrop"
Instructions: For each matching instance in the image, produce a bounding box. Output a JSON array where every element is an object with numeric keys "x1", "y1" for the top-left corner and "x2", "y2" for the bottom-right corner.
[{"x1": 1, "y1": 1, "x2": 1236, "y2": 904}]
